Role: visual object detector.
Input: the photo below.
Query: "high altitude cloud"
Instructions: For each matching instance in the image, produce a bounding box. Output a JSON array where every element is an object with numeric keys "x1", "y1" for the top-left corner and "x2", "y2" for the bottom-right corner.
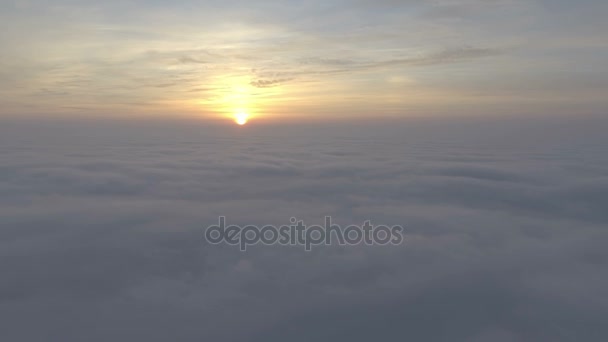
[
  {"x1": 1, "y1": 116, "x2": 607, "y2": 341},
  {"x1": 250, "y1": 78, "x2": 294, "y2": 88}
]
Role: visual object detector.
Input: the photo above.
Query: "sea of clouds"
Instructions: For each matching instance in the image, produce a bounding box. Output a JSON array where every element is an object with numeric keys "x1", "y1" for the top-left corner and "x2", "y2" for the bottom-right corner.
[{"x1": 1, "y1": 115, "x2": 607, "y2": 341}]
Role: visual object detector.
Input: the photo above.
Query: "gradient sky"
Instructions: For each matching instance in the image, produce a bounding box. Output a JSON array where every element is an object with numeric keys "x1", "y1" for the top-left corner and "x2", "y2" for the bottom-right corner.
[{"x1": 1, "y1": 0, "x2": 607, "y2": 121}]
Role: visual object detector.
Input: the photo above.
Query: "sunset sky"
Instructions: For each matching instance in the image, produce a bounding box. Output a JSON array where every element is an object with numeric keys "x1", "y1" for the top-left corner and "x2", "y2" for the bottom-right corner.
[
  {"x1": 2, "y1": 1, "x2": 608, "y2": 341},
  {"x1": 2, "y1": 0, "x2": 607, "y2": 122}
]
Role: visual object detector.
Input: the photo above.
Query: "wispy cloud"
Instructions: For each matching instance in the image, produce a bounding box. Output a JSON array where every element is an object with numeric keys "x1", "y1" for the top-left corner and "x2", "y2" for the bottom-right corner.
[
  {"x1": 250, "y1": 78, "x2": 294, "y2": 88},
  {"x1": 0, "y1": 0, "x2": 607, "y2": 118}
]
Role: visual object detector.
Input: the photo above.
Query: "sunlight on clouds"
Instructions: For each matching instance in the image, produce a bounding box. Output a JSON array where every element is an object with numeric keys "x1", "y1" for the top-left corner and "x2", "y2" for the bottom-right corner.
[
  {"x1": 387, "y1": 75, "x2": 415, "y2": 85},
  {"x1": 191, "y1": 74, "x2": 260, "y2": 121},
  {"x1": 1, "y1": 0, "x2": 608, "y2": 120}
]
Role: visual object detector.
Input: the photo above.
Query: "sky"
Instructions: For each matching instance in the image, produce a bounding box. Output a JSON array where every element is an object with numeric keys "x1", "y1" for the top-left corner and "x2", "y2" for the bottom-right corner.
[
  {"x1": 1, "y1": 0, "x2": 607, "y2": 121},
  {"x1": 2, "y1": 1, "x2": 608, "y2": 341}
]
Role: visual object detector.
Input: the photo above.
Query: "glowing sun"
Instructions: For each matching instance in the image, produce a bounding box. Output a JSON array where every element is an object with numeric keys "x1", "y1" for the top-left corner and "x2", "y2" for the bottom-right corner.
[{"x1": 235, "y1": 113, "x2": 248, "y2": 125}]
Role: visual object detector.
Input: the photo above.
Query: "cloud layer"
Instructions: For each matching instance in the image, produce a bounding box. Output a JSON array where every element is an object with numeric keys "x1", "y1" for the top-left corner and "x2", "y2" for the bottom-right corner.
[{"x1": 1, "y1": 116, "x2": 607, "y2": 341}]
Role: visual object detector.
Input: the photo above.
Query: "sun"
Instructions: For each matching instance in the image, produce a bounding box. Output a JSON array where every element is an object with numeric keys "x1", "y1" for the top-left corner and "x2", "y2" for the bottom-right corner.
[{"x1": 235, "y1": 112, "x2": 249, "y2": 125}]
